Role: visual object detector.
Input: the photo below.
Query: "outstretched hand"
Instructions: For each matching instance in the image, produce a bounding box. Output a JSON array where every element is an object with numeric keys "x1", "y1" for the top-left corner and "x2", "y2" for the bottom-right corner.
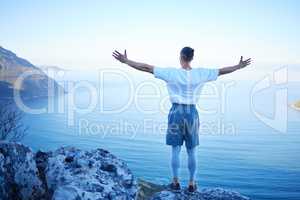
[
  {"x1": 112, "y1": 49, "x2": 154, "y2": 73},
  {"x1": 238, "y1": 56, "x2": 252, "y2": 69},
  {"x1": 112, "y1": 50, "x2": 128, "y2": 63}
]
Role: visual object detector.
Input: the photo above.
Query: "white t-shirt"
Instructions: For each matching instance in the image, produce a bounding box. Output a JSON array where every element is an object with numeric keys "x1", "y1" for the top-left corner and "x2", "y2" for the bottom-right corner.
[{"x1": 154, "y1": 67, "x2": 219, "y2": 105}]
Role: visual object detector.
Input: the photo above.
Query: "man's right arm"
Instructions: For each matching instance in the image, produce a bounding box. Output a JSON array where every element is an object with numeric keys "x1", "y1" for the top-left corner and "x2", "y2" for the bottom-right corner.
[
  {"x1": 112, "y1": 50, "x2": 154, "y2": 73},
  {"x1": 124, "y1": 59, "x2": 154, "y2": 73}
]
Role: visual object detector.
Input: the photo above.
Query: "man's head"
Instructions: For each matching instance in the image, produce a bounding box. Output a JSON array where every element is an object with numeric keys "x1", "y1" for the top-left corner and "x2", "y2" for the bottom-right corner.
[{"x1": 180, "y1": 47, "x2": 194, "y2": 67}]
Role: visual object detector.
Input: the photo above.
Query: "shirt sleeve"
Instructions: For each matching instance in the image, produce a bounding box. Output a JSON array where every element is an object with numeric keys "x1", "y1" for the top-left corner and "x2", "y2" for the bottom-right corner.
[
  {"x1": 153, "y1": 67, "x2": 172, "y2": 82},
  {"x1": 198, "y1": 68, "x2": 219, "y2": 82}
]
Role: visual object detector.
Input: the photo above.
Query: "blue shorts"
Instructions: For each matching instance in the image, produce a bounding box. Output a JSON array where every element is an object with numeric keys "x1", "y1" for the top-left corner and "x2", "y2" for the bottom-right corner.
[{"x1": 166, "y1": 103, "x2": 200, "y2": 149}]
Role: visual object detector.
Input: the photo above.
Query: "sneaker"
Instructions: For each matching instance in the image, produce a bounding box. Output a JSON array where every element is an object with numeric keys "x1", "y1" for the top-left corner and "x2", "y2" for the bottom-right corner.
[
  {"x1": 187, "y1": 184, "x2": 197, "y2": 193},
  {"x1": 168, "y1": 182, "x2": 181, "y2": 191}
]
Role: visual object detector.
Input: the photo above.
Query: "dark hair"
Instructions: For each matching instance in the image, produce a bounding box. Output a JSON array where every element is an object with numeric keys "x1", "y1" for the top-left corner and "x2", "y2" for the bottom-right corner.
[{"x1": 180, "y1": 47, "x2": 194, "y2": 62}]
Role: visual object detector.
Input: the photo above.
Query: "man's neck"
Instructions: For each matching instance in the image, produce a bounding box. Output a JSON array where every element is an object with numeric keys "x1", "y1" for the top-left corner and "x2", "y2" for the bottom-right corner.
[{"x1": 182, "y1": 63, "x2": 192, "y2": 70}]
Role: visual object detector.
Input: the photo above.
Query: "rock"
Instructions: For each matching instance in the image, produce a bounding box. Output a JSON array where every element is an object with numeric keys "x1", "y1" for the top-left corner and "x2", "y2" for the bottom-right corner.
[
  {"x1": 0, "y1": 142, "x2": 44, "y2": 199},
  {"x1": 150, "y1": 188, "x2": 250, "y2": 200},
  {"x1": 35, "y1": 150, "x2": 52, "y2": 199},
  {"x1": 43, "y1": 146, "x2": 137, "y2": 200},
  {"x1": 0, "y1": 142, "x2": 250, "y2": 200},
  {"x1": 137, "y1": 179, "x2": 167, "y2": 200},
  {"x1": 137, "y1": 180, "x2": 250, "y2": 200},
  {"x1": 0, "y1": 143, "x2": 137, "y2": 200}
]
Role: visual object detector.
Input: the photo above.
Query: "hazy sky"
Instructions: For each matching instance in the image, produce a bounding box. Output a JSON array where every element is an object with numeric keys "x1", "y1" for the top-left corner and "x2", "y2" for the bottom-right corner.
[{"x1": 1, "y1": 0, "x2": 299, "y2": 69}]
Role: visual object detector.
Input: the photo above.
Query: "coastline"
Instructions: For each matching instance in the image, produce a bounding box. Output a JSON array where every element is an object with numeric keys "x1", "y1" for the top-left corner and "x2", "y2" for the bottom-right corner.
[{"x1": 290, "y1": 101, "x2": 300, "y2": 111}]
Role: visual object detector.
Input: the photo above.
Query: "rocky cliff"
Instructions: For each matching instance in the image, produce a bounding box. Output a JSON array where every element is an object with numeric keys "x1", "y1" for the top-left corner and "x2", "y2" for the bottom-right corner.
[
  {"x1": 0, "y1": 142, "x2": 137, "y2": 200},
  {"x1": 0, "y1": 142, "x2": 250, "y2": 200},
  {"x1": 0, "y1": 46, "x2": 63, "y2": 99}
]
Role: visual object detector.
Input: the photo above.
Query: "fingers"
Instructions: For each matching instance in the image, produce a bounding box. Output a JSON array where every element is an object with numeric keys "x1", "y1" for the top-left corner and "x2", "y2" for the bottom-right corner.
[
  {"x1": 113, "y1": 50, "x2": 121, "y2": 56},
  {"x1": 115, "y1": 50, "x2": 122, "y2": 55},
  {"x1": 239, "y1": 56, "x2": 252, "y2": 62},
  {"x1": 112, "y1": 50, "x2": 122, "y2": 57},
  {"x1": 112, "y1": 53, "x2": 118, "y2": 58},
  {"x1": 242, "y1": 58, "x2": 252, "y2": 67},
  {"x1": 112, "y1": 50, "x2": 122, "y2": 61},
  {"x1": 112, "y1": 49, "x2": 127, "y2": 63},
  {"x1": 112, "y1": 53, "x2": 117, "y2": 57},
  {"x1": 239, "y1": 56, "x2": 252, "y2": 67},
  {"x1": 244, "y1": 58, "x2": 252, "y2": 64},
  {"x1": 112, "y1": 54, "x2": 120, "y2": 61},
  {"x1": 112, "y1": 52, "x2": 119, "y2": 57}
]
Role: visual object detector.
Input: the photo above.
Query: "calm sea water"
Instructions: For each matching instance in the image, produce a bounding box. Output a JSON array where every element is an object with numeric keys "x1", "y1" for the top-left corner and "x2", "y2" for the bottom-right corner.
[{"x1": 20, "y1": 70, "x2": 300, "y2": 200}]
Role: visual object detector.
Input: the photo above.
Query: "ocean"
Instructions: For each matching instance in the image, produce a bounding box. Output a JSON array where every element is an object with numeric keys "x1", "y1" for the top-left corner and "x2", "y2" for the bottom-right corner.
[{"x1": 20, "y1": 69, "x2": 300, "y2": 200}]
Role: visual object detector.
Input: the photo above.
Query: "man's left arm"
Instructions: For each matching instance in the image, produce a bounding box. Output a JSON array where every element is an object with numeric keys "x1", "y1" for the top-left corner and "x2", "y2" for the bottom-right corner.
[{"x1": 218, "y1": 56, "x2": 252, "y2": 76}]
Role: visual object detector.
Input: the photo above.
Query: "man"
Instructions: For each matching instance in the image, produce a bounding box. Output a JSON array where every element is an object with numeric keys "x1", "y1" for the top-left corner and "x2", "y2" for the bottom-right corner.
[{"x1": 112, "y1": 47, "x2": 251, "y2": 192}]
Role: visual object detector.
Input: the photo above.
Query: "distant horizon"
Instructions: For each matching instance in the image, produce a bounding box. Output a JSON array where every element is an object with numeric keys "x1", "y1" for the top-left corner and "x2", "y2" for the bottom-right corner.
[
  {"x1": 1, "y1": 44, "x2": 299, "y2": 82},
  {"x1": 2, "y1": 44, "x2": 300, "y2": 68}
]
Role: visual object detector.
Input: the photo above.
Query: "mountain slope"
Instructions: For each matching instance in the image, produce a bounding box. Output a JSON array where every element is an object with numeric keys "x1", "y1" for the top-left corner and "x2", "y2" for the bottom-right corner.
[{"x1": 0, "y1": 46, "x2": 63, "y2": 99}]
